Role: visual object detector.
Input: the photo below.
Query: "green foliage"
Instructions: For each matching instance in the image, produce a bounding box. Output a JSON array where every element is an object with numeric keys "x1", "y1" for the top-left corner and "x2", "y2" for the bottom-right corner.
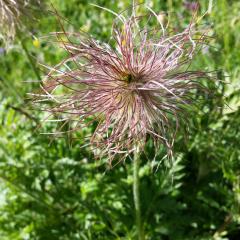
[{"x1": 0, "y1": 0, "x2": 240, "y2": 239}]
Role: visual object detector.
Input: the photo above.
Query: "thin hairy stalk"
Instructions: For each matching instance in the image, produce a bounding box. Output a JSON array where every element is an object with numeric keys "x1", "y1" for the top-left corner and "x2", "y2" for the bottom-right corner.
[{"x1": 133, "y1": 146, "x2": 144, "y2": 240}]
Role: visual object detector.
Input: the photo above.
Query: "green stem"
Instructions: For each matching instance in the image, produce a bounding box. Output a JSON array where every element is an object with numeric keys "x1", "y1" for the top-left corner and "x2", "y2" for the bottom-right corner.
[
  {"x1": 133, "y1": 147, "x2": 144, "y2": 240},
  {"x1": 167, "y1": 0, "x2": 173, "y2": 12},
  {"x1": 20, "y1": 38, "x2": 41, "y2": 81}
]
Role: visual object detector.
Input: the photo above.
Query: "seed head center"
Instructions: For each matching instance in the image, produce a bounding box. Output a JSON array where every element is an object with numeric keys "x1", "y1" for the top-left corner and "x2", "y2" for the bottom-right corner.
[
  {"x1": 127, "y1": 74, "x2": 133, "y2": 83},
  {"x1": 123, "y1": 74, "x2": 135, "y2": 84}
]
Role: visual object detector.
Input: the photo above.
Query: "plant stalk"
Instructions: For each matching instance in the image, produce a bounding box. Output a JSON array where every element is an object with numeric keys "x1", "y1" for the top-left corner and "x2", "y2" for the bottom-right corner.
[{"x1": 133, "y1": 147, "x2": 144, "y2": 240}]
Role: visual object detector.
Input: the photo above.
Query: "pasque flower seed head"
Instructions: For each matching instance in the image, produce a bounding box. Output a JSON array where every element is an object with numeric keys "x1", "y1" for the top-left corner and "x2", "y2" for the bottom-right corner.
[
  {"x1": 0, "y1": 0, "x2": 43, "y2": 47},
  {"x1": 35, "y1": 6, "x2": 213, "y2": 163}
]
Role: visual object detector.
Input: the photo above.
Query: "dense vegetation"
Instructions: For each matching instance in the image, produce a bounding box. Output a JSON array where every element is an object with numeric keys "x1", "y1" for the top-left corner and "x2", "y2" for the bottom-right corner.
[{"x1": 0, "y1": 0, "x2": 240, "y2": 239}]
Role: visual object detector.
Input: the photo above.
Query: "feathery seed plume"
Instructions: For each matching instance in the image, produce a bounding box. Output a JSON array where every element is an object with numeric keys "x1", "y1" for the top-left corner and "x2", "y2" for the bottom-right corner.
[
  {"x1": 34, "y1": 5, "x2": 214, "y2": 163},
  {"x1": 0, "y1": 0, "x2": 43, "y2": 46}
]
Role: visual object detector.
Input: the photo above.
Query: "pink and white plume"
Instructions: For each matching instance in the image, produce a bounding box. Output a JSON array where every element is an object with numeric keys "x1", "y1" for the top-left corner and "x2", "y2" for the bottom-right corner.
[{"x1": 35, "y1": 5, "x2": 213, "y2": 162}]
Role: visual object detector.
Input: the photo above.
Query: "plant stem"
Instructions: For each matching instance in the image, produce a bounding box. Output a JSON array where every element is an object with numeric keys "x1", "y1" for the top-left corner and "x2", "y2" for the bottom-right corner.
[
  {"x1": 20, "y1": 38, "x2": 41, "y2": 81},
  {"x1": 133, "y1": 147, "x2": 144, "y2": 240}
]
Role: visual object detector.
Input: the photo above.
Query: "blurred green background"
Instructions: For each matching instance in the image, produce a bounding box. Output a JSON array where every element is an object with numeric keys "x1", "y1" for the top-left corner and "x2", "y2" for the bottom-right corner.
[{"x1": 0, "y1": 0, "x2": 240, "y2": 239}]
